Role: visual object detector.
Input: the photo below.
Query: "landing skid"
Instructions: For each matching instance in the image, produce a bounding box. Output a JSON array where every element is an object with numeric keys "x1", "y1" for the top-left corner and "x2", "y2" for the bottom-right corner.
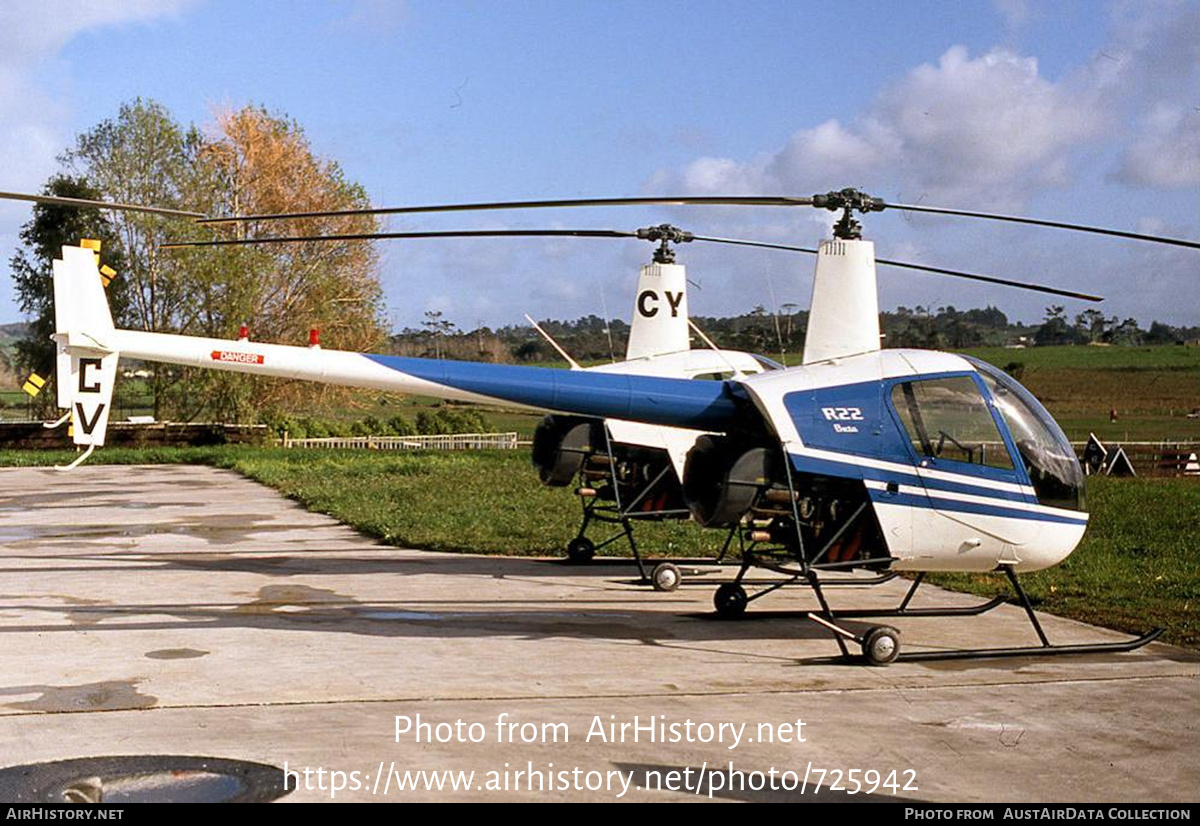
[
  {"x1": 714, "y1": 571, "x2": 1000, "y2": 621},
  {"x1": 715, "y1": 453, "x2": 1162, "y2": 665},
  {"x1": 800, "y1": 567, "x2": 1163, "y2": 666}
]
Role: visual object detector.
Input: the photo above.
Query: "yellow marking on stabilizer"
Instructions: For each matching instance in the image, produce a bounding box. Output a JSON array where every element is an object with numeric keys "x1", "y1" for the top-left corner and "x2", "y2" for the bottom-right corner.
[
  {"x1": 22, "y1": 373, "x2": 46, "y2": 397},
  {"x1": 99, "y1": 264, "x2": 116, "y2": 288},
  {"x1": 79, "y1": 239, "x2": 101, "y2": 252}
]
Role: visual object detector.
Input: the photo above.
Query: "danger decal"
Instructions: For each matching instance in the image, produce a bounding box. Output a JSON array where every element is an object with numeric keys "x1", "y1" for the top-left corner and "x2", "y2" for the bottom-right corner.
[{"x1": 211, "y1": 350, "x2": 265, "y2": 365}]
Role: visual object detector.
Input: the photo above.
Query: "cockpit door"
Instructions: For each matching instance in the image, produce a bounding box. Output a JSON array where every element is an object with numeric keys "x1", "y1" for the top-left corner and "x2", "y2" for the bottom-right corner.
[{"x1": 887, "y1": 372, "x2": 1043, "y2": 550}]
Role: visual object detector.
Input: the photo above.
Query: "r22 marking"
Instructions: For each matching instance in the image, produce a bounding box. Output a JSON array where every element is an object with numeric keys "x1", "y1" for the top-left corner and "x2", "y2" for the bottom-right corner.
[{"x1": 821, "y1": 406, "x2": 863, "y2": 422}]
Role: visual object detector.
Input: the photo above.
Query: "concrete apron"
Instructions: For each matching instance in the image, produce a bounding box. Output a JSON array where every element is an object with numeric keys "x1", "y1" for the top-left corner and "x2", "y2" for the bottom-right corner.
[{"x1": 0, "y1": 465, "x2": 1194, "y2": 803}]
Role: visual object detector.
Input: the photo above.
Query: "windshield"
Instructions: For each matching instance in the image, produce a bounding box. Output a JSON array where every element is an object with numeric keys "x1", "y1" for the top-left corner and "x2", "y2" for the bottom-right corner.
[
  {"x1": 891, "y1": 376, "x2": 1013, "y2": 470},
  {"x1": 967, "y1": 357, "x2": 1085, "y2": 511}
]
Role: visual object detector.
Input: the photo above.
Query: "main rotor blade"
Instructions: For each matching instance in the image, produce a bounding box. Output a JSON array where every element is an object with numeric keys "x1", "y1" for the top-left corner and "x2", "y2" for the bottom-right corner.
[
  {"x1": 196, "y1": 195, "x2": 817, "y2": 225},
  {"x1": 161, "y1": 228, "x2": 637, "y2": 249},
  {"x1": 690, "y1": 233, "x2": 819, "y2": 255},
  {"x1": 163, "y1": 226, "x2": 1104, "y2": 302},
  {"x1": 872, "y1": 255, "x2": 1104, "y2": 302},
  {"x1": 194, "y1": 187, "x2": 1200, "y2": 251},
  {"x1": 0, "y1": 190, "x2": 205, "y2": 219},
  {"x1": 688, "y1": 234, "x2": 1102, "y2": 301},
  {"x1": 883, "y1": 200, "x2": 1200, "y2": 250}
]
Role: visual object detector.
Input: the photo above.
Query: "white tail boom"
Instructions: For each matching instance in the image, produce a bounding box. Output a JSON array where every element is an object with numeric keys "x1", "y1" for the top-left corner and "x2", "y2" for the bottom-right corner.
[{"x1": 48, "y1": 244, "x2": 741, "y2": 466}]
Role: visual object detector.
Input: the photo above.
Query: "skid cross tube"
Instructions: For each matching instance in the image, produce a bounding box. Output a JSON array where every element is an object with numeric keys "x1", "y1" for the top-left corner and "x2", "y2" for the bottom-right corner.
[{"x1": 828, "y1": 573, "x2": 1008, "y2": 619}]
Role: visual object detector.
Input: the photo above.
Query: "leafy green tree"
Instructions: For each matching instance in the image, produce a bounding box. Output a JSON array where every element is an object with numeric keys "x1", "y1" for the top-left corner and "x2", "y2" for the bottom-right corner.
[
  {"x1": 1035, "y1": 305, "x2": 1085, "y2": 346},
  {"x1": 61, "y1": 99, "x2": 201, "y2": 418},
  {"x1": 181, "y1": 105, "x2": 386, "y2": 420},
  {"x1": 48, "y1": 99, "x2": 386, "y2": 423},
  {"x1": 1144, "y1": 321, "x2": 1179, "y2": 345}
]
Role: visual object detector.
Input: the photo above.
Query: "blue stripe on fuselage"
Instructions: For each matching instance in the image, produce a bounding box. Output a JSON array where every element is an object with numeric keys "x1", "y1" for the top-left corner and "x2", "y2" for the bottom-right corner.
[
  {"x1": 868, "y1": 489, "x2": 1088, "y2": 526},
  {"x1": 365, "y1": 354, "x2": 742, "y2": 431},
  {"x1": 789, "y1": 451, "x2": 1031, "y2": 504}
]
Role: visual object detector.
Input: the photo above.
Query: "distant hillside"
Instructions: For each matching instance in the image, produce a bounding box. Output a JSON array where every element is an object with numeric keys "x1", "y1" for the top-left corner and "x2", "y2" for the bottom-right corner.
[
  {"x1": 0, "y1": 322, "x2": 28, "y2": 348},
  {"x1": 0, "y1": 323, "x2": 28, "y2": 387}
]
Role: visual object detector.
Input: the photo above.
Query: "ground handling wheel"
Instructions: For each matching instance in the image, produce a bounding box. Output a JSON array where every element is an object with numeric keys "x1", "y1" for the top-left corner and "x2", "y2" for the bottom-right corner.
[
  {"x1": 861, "y1": 625, "x2": 901, "y2": 665},
  {"x1": 713, "y1": 582, "x2": 748, "y2": 619},
  {"x1": 651, "y1": 562, "x2": 681, "y2": 592},
  {"x1": 566, "y1": 536, "x2": 595, "y2": 564}
]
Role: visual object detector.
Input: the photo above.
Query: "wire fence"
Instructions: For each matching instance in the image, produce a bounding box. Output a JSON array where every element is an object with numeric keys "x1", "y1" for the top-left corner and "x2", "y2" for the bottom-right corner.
[
  {"x1": 1071, "y1": 440, "x2": 1200, "y2": 477},
  {"x1": 281, "y1": 432, "x2": 520, "y2": 451}
]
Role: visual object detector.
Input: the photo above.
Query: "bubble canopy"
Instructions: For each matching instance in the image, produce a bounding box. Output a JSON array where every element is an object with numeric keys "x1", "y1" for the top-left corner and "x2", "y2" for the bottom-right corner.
[{"x1": 967, "y1": 357, "x2": 1085, "y2": 512}]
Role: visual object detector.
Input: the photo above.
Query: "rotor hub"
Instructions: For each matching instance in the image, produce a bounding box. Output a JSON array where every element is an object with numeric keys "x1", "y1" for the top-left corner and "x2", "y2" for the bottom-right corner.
[
  {"x1": 635, "y1": 224, "x2": 694, "y2": 264},
  {"x1": 812, "y1": 188, "x2": 886, "y2": 240}
]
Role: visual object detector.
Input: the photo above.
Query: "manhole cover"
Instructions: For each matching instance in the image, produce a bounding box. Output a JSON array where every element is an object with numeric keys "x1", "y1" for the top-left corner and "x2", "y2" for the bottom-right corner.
[{"x1": 0, "y1": 756, "x2": 290, "y2": 803}]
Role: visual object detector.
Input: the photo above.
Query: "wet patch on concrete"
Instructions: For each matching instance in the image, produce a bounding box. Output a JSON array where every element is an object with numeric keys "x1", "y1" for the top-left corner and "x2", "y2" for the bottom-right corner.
[
  {"x1": 233, "y1": 584, "x2": 360, "y2": 615},
  {"x1": 0, "y1": 679, "x2": 158, "y2": 712},
  {"x1": 87, "y1": 499, "x2": 211, "y2": 511},
  {"x1": 144, "y1": 648, "x2": 209, "y2": 660},
  {"x1": 0, "y1": 514, "x2": 302, "y2": 549},
  {"x1": 54, "y1": 595, "x2": 116, "y2": 627},
  {"x1": 0, "y1": 595, "x2": 117, "y2": 627}
]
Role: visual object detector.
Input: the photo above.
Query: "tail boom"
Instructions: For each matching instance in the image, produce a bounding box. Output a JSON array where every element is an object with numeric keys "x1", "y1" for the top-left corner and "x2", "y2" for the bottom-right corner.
[{"x1": 114, "y1": 329, "x2": 741, "y2": 432}]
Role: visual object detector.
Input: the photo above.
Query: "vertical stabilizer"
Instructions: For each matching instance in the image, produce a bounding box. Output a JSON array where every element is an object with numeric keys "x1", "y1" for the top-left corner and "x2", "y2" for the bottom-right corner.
[
  {"x1": 625, "y1": 262, "x2": 689, "y2": 360},
  {"x1": 51, "y1": 245, "x2": 119, "y2": 452},
  {"x1": 802, "y1": 238, "x2": 880, "y2": 364}
]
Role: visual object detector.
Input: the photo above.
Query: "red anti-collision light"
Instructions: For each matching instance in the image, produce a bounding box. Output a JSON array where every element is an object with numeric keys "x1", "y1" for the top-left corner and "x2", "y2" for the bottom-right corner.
[
  {"x1": 309, "y1": 328, "x2": 320, "y2": 347},
  {"x1": 238, "y1": 324, "x2": 249, "y2": 341}
]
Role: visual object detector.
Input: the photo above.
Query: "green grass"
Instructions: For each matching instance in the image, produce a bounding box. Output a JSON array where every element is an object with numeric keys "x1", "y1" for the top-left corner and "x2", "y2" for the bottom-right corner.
[
  {"x1": 1, "y1": 446, "x2": 1195, "y2": 647},
  {"x1": 961, "y1": 344, "x2": 1199, "y2": 370},
  {"x1": 959, "y1": 345, "x2": 1199, "y2": 443}
]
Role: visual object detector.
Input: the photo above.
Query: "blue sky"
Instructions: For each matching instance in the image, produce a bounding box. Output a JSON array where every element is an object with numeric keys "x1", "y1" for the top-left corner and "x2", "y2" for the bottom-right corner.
[{"x1": 1, "y1": 0, "x2": 1196, "y2": 332}]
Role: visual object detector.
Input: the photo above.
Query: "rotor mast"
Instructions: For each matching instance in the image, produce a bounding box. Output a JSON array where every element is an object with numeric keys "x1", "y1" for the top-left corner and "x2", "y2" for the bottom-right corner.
[
  {"x1": 626, "y1": 225, "x2": 693, "y2": 359},
  {"x1": 803, "y1": 189, "x2": 886, "y2": 364}
]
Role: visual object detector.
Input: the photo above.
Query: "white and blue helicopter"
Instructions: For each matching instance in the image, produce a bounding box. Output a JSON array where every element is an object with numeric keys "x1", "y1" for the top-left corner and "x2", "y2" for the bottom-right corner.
[{"x1": 11, "y1": 187, "x2": 1196, "y2": 664}]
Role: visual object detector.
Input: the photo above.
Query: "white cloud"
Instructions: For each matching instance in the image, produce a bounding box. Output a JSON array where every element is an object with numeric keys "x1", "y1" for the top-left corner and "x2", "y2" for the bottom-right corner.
[
  {"x1": 655, "y1": 45, "x2": 1105, "y2": 208},
  {"x1": 879, "y1": 47, "x2": 1102, "y2": 199},
  {"x1": 646, "y1": 3, "x2": 1198, "y2": 326},
  {"x1": 0, "y1": 1, "x2": 193, "y2": 192},
  {"x1": 1114, "y1": 103, "x2": 1200, "y2": 188},
  {"x1": 655, "y1": 1, "x2": 1199, "y2": 206},
  {"x1": 0, "y1": 1, "x2": 195, "y2": 321}
]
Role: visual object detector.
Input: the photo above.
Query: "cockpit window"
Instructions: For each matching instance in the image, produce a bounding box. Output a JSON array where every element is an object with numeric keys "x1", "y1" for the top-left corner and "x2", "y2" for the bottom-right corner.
[
  {"x1": 966, "y1": 358, "x2": 1084, "y2": 512},
  {"x1": 890, "y1": 376, "x2": 1014, "y2": 470}
]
